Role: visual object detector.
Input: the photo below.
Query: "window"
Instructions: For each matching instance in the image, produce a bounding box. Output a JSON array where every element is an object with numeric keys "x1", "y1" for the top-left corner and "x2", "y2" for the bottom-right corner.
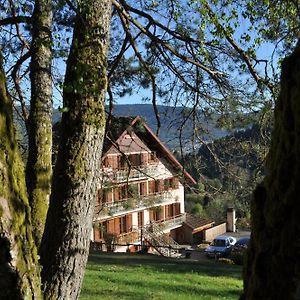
[
  {"x1": 129, "y1": 154, "x2": 142, "y2": 167},
  {"x1": 163, "y1": 177, "x2": 179, "y2": 191},
  {"x1": 120, "y1": 216, "x2": 127, "y2": 234},
  {"x1": 99, "y1": 222, "x2": 107, "y2": 239},
  {"x1": 99, "y1": 188, "x2": 112, "y2": 203},
  {"x1": 120, "y1": 185, "x2": 127, "y2": 200},
  {"x1": 139, "y1": 182, "x2": 146, "y2": 196},
  {"x1": 155, "y1": 180, "x2": 160, "y2": 193},
  {"x1": 149, "y1": 152, "x2": 157, "y2": 163},
  {"x1": 118, "y1": 155, "x2": 127, "y2": 169},
  {"x1": 138, "y1": 211, "x2": 144, "y2": 227},
  {"x1": 172, "y1": 177, "x2": 179, "y2": 189},
  {"x1": 164, "y1": 178, "x2": 170, "y2": 191},
  {"x1": 148, "y1": 180, "x2": 155, "y2": 194}
]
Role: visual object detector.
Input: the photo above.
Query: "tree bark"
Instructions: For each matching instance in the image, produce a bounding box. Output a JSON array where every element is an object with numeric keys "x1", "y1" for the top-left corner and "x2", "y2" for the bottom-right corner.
[
  {"x1": 0, "y1": 52, "x2": 42, "y2": 299},
  {"x1": 40, "y1": 1, "x2": 112, "y2": 299},
  {"x1": 242, "y1": 42, "x2": 300, "y2": 299},
  {"x1": 26, "y1": 0, "x2": 53, "y2": 247}
]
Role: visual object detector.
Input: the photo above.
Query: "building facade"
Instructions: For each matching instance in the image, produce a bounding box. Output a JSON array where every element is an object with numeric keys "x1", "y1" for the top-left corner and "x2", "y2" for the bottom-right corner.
[{"x1": 92, "y1": 116, "x2": 198, "y2": 253}]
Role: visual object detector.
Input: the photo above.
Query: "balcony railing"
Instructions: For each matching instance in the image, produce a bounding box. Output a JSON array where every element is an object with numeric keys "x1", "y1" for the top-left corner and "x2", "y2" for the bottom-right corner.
[
  {"x1": 153, "y1": 214, "x2": 186, "y2": 231},
  {"x1": 103, "y1": 164, "x2": 159, "y2": 183},
  {"x1": 96, "y1": 191, "x2": 175, "y2": 217}
]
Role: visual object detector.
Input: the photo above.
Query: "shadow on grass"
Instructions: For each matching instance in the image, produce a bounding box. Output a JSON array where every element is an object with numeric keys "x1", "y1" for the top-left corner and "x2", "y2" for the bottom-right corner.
[
  {"x1": 87, "y1": 252, "x2": 242, "y2": 280},
  {"x1": 82, "y1": 285, "x2": 241, "y2": 300}
]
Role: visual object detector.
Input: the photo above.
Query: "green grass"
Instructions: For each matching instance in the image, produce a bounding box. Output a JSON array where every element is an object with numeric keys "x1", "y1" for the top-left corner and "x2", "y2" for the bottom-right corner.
[{"x1": 80, "y1": 252, "x2": 243, "y2": 300}]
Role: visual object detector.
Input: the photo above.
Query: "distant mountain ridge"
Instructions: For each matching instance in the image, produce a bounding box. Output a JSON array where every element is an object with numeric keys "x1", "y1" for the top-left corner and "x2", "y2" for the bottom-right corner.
[
  {"x1": 49, "y1": 104, "x2": 228, "y2": 151},
  {"x1": 110, "y1": 104, "x2": 229, "y2": 150}
]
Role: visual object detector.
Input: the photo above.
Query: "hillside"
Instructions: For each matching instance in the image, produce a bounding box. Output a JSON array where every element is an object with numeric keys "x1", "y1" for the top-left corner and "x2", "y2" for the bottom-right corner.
[
  {"x1": 110, "y1": 104, "x2": 229, "y2": 150},
  {"x1": 182, "y1": 123, "x2": 271, "y2": 226},
  {"x1": 17, "y1": 104, "x2": 228, "y2": 152}
]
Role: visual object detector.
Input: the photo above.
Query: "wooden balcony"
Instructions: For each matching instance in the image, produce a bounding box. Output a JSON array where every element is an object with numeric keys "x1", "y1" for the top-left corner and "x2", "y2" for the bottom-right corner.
[
  {"x1": 102, "y1": 164, "x2": 159, "y2": 183},
  {"x1": 120, "y1": 214, "x2": 186, "y2": 246},
  {"x1": 95, "y1": 191, "x2": 175, "y2": 218}
]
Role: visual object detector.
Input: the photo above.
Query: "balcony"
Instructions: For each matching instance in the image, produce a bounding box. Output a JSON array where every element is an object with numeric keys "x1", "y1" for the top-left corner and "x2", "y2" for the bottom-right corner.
[
  {"x1": 151, "y1": 214, "x2": 186, "y2": 231},
  {"x1": 118, "y1": 214, "x2": 186, "y2": 247},
  {"x1": 102, "y1": 164, "x2": 159, "y2": 183},
  {"x1": 95, "y1": 191, "x2": 175, "y2": 218}
]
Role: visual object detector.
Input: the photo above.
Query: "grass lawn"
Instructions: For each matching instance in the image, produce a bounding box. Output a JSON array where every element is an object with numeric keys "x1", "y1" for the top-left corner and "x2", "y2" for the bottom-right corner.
[{"x1": 80, "y1": 252, "x2": 243, "y2": 300}]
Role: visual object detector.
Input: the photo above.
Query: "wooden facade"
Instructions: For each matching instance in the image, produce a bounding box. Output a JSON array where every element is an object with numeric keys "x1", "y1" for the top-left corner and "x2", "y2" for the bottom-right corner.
[{"x1": 92, "y1": 116, "x2": 196, "y2": 248}]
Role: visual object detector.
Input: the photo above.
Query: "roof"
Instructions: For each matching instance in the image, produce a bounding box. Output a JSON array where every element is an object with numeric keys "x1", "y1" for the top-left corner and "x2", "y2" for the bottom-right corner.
[
  {"x1": 103, "y1": 115, "x2": 197, "y2": 185},
  {"x1": 103, "y1": 116, "x2": 136, "y2": 153},
  {"x1": 184, "y1": 213, "x2": 214, "y2": 233}
]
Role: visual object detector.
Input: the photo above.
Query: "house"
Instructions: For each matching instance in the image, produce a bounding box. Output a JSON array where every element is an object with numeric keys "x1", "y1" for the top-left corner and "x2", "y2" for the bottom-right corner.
[{"x1": 92, "y1": 116, "x2": 213, "y2": 255}]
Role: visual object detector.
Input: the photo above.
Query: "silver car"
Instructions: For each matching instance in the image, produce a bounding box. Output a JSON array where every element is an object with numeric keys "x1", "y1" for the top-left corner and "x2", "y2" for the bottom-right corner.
[{"x1": 205, "y1": 235, "x2": 237, "y2": 258}]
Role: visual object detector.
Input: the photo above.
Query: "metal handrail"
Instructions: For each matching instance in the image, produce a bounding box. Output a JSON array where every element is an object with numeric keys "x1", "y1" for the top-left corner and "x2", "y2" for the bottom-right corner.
[{"x1": 140, "y1": 214, "x2": 185, "y2": 256}]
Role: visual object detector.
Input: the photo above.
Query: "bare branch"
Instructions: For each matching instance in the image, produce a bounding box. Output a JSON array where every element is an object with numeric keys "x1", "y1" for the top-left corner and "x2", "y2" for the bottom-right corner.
[{"x1": 10, "y1": 51, "x2": 32, "y2": 128}]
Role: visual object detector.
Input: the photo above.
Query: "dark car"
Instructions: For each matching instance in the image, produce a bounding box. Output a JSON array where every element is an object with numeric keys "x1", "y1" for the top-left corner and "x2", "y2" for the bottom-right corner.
[{"x1": 230, "y1": 236, "x2": 250, "y2": 264}]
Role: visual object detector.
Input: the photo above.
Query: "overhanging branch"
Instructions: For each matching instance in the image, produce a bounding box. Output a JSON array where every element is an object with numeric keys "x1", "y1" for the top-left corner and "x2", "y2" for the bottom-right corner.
[{"x1": 0, "y1": 16, "x2": 32, "y2": 26}]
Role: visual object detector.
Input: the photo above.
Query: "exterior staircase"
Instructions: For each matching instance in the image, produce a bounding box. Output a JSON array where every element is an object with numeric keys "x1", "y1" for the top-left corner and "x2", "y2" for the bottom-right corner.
[{"x1": 141, "y1": 222, "x2": 182, "y2": 257}]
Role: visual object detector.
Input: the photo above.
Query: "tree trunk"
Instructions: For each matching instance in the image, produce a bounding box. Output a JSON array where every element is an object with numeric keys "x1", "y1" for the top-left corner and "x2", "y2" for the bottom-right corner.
[
  {"x1": 40, "y1": 1, "x2": 112, "y2": 299},
  {"x1": 242, "y1": 42, "x2": 300, "y2": 299},
  {"x1": 0, "y1": 53, "x2": 41, "y2": 299},
  {"x1": 26, "y1": 0, "x2": 53, "y2": 247}
]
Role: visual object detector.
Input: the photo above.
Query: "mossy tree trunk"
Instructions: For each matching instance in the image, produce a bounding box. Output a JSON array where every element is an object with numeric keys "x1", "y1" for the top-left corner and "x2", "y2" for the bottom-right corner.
[
  {"x1": 242, "y1": 42, "x2": 300, "y2": 299},
  {"x1": 26, "y1": 0, "x2": 53, "y2": 247},
  {"x1": 0, "y1": 53, "x2": 42, "y2": 299},
  {"x1": 39, "y1": 1, "x2": 112, "y2": 299}
]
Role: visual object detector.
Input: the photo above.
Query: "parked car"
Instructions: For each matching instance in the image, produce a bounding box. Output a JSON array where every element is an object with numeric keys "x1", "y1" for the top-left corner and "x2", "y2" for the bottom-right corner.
[
  {"x1": 230, "y1": 236, "x2": 250, "y2": 264},
  {"x1": 205, "y1": 235, "x2": 236, "y2": 258}
]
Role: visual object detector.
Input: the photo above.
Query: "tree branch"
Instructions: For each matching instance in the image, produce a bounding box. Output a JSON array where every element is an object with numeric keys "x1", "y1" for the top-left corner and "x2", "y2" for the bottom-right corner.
[
  {"x1": 204, "y1": 2, "x2": 275, "y2": 94},
  {"x1": 112, "y1": 0, "x2": 225, "y2": 80},
  {"x1": 118, "y1": 10, "x2": 161, "y2": 136},
  {"x1": 10, "y1": 51, "x2": 32, "y2": 129},
  {"x1": 0, "y1": 16, "x2": 32, "y2": 26}
]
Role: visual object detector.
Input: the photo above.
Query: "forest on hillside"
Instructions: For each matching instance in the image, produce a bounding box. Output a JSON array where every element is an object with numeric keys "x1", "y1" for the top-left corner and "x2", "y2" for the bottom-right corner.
[{"x1": 182, "y1": 120, "x2": 271, "y2": 227}]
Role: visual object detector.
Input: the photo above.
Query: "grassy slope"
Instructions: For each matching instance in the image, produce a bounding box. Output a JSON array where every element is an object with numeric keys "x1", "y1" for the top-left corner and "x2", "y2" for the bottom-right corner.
[{"x1": 80, "y1": 253, "x2": 242, "y2": 300}]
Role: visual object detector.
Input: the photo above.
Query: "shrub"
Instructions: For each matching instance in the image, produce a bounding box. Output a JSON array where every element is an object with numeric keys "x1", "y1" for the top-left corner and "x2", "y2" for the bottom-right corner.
[
  {"x1": 218, "y1": 258, "x2": 234, "y2": 265},
  {"x1": 103, "y1": 232, "x2": 117, "y2": 252},
  {"x1": 230, "y1": 245, "x2": 247, "y2": 265}
]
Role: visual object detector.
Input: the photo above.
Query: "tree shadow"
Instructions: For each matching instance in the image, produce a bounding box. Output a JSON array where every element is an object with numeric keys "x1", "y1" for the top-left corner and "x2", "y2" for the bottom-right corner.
[{"x1": 87, "y1": 252, "x2": 242, "y2": 279}]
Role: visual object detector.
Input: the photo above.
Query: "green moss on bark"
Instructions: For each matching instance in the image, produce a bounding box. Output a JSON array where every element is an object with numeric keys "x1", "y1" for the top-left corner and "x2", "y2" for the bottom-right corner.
[
  {"x1": 26, "y1": 0, "x2": 53, "y2": 248},
  {"x1": 40, "y1": 2, "x2": 111, "y2": 299},
  {"x1": 0, "y1": 52, "x2": 41, "y2": 299}
]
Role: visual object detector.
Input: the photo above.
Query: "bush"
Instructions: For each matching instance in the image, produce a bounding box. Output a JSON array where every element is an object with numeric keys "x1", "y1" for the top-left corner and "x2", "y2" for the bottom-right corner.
[
  {"x1": 103, "y1": 232, "x2": 117, "y2": 252},
  {"x1": 191, "y1": 203, "x2": 204, "y2": 217},
  {"x1": 230, "y1": 246, "x2": 247, "y2": 265},
  {"x1": 218, "y1": 258, "x2": 234, "y2": 265}
]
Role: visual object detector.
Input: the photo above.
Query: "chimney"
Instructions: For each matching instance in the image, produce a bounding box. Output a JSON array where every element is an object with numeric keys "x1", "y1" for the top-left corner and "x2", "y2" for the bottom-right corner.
[{"x1": 227, "y1": 207, "x2": 236, "y2": 232}]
